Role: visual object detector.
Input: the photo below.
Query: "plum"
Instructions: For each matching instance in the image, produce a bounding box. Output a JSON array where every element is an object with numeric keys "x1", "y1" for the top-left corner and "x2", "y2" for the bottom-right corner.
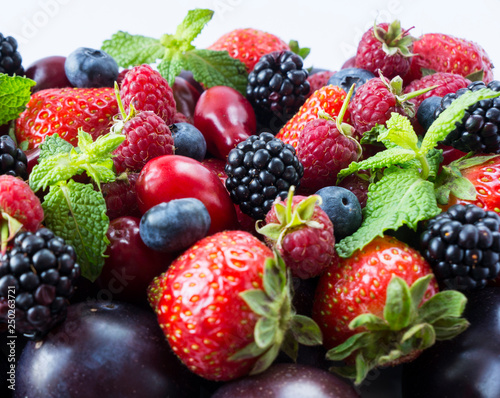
[
  {"x1": 14, "y1": 300, "x2": 200, "y2": 398},
  {"x1": 402, "y1": 287, "x2": 500, "y2": 398},
  {"x1": 211, "y1": 363, "x2": 360, "y2": 398}
]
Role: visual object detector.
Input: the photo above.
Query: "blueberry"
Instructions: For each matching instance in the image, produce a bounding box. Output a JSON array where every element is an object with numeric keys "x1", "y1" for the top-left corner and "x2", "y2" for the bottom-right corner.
[
  {"x1": 170, "y1": 123, "x2": 207, "y2": 161},
  {"x1": 417, "y1": 96, "x2": 443, "y2": 131},
  {"x1": 140, "y1": 198, "x2": 211, "y2": 253},
  {"x1": 327, "y1": 68, "x2": 375, "y2": 97},
  {"x1": 315, "y1": 186, "x2": 362, "y2": 241},
  {"x1": 64, "y1": 47, "x2": 118, "y2": 88}
]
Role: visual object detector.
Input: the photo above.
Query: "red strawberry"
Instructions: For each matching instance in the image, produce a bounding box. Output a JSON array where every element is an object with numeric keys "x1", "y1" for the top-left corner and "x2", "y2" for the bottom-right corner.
[
  {"x1": 148, "y1": 230, "x2": 322, "y2": 381},
  {"x1": 355, "y1": 20, "x2": 415, "y2": 80},
  {"x1": 296, "y1": 86, "x2": 361, "y2": 193},
  {"x1": 305, "y1": 70, "x2": 335, "y2": 99},
  {"x1": 405, "y1": 33, "x2": 494, "y2": 84},
  {"x1": 208, "y1": 28, "x2": 290, "y2": 72},
  {"x1": 0, "y1": 175, "x2": 44, "y2": 250},
  {"x1": 258, "y1": 188, "x2": 336, "y2": 279},
  {"x1": 276, "y1": 85, "x2": 350, "y2": 149},
  {"x1": 312, "y1": 235, "x2": 468, "y2": 384},
  {"x1": 120, "y1": 64, "x2": 177, "y2": 125},
  {"x1": 15, "y1": 87, "x2": 118, "y2": 149}
]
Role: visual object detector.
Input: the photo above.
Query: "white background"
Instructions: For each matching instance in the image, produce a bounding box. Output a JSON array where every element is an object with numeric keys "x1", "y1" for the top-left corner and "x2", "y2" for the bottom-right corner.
[{"x1": 2, "y1": 0, "x2": 500, "y2": 78}]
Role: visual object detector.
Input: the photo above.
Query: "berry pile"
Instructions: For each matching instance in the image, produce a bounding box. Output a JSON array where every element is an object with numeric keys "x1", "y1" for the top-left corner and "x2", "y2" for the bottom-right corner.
[{"x1": 2, "y1": 8, "x2": 500, "y2": 398}]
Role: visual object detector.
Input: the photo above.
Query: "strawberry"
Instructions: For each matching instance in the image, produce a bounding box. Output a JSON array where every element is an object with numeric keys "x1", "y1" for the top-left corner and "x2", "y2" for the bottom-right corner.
[
  {"x1": 15, "y1": 87, "x2": 118, "y2": 149},
  {"x1": 208, "y1": 28, "x2": 290, "y2": 72},
  {"x1": 148, "y1": 230, "x2": 322, "y2": 381},
  {"x1": 405, "y1": 33, "x2": 494, "y2": 84},
  {"x1": 257, "y1": 188, "x2": 336, "y2": 279},
  {"x1": 312, "y1": 235, "x2": 468, "y2": 384},
  {"x1": 355, "y1": 20, "x2": 415, "y2": 80},
  {"x1": 276, "y1": 85, "x2": 350, "y2": 149}
]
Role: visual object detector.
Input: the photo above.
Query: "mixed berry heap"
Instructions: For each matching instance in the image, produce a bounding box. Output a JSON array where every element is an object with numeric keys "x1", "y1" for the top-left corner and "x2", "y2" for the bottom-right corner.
[
  {"x1": 0, "y1": 228, "x2": 80, "y2": 339},
  {"x1": 246, "y1": 51, "x2": 310, "y2": 123},
  {"x1": 225, "y1": 132, "x2": 303, "y2": 219},
  {"x1": 0, "y1": 135, "x2": 28, "y2": 180},
  {"x1": 436, "y1": 80, "x2": 500, "y2": 153},
  {"x1": 420, "y1": 204, "x2": 500, "y2": 290},
  {"x1": 0, "y1": 33, "x2": 24, "y2": 76}
]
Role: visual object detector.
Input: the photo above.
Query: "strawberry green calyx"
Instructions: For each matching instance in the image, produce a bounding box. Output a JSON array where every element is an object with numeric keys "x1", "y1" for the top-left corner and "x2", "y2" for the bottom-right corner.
[
  {"x1": 256, "y1": 186, "x2": 323, "y2": 248},
  {"x1": 229, "y1": 249, "x2": 323, "y2": 374},
  {"x1": 102, "y1": 8, "x2": 248, "y2": 94},
  {"x1": 288, "y1": 40, "x2": 311, "y2": 60},
  {"x1": 326, "y1": 275, "x2": 469, "y2": 385},
  {"x1": 373, "y1": 20, "x2": 415, "y2": 58}
]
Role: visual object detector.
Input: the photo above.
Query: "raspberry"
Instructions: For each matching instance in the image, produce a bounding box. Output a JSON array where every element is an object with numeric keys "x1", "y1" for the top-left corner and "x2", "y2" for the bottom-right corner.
[
  {"x1": 420, "y1": 204, "x2": 500, "y2": 290},
  {"x1": 0, "y1": 135, "x2": 28, "y2": 180},
  {"x1": 337, "y1": 173, "x2": 369, "y2": 208},
  {"x1": 261, "y1": 191, "x2": 335, "y2": 279},
  {"x1": 306, "y1": 70, "x2": 335, "y2": 98},
  {"x1": 120, "y1": 64, "x2": 177, "y2": 125},
  {"x1": 113, "y1": 111, "x2": 175, "y2": 174},
  {"x1": 296, "y1": 118, "x2": 360, "y2": 194},
  {"x1": 101, "y1": 172, "x2": 141, "y2": 220},
  {"x1": 0, "y1": 175, "x2": 43, "y2": 233},
  {"x1": 0, "y1": 228, "x2": 80, "y2": 339}
]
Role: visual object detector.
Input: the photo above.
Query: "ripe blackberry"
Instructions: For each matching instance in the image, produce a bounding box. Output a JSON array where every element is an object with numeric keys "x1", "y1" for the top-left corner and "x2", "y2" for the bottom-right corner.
[
  {"x1": 435, "y1": 80, "x2": 500, "y2": 153},
  {"x1": 0, "y1": 228, "x2": 80, "y2": 339},
  {"x1": 420, "y1": 204, "x2": 500, "y2": 290},
  {"x1": 246, "y1": 51, "x2": 310, "y2": 124},
  {"x1": 0, "y1": 34, "x2": 24, "y2": 76},
  {"x1": 0, "y1": 135, "x2": 28, "y2": 179},
  {"x1": 225, "y1": 132, "x2": 304, "y2": 220}
]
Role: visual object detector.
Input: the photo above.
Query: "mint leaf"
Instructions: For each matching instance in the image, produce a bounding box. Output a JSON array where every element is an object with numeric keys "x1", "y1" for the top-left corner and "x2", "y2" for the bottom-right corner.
[
  {"x1": 336, "y1": 167, "x2": 441, "y2": 258},
  {"x1": 0, "y1": 74, "x2": 35, "y2": 125},
  {"x1": 338, "y1": 147, "x2": 416, "y2": 180},
  {"x1": 42, "y1": 181, "x2": 109, "y2": 281},
  {"x1": 175, "y1": 9, "x2": 214, "y2": 44},
  {"x1": 157, "y1": 51, "x2": 185, "y2": 87},
  {"x1": 37, "y1": 134, "x2": 75, "y2": 162},
  {"x1": 382, "y1": 113, "x2": 419, "y2": 151},
  {"x1": 183, "y1": 49, "x2": 248, "y2": 94},
  {"x1": 29, "y1": 153, "x2": 81, "y2": 192},
  {"x1": 101, "y1": 31, "x2": 164, "y2": 67},
  {"x1": 421, "y1": 88, "x2": 500, "y2": 154}
]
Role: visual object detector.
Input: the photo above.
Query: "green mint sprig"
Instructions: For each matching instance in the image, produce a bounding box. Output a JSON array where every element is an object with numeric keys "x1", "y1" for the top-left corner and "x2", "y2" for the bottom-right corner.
[
  {"x1": 0, "y1": 73, "x2": 35, "y2": 126},
  {"x1": 29, "y1": 131, "x2": 125, "y2": 281},
  {"x1": 101, "y1": 8, "x2": 248, "y2": 94},
  {"x1": 336, "y1": 88, "x2": 500, "y2": 258}
]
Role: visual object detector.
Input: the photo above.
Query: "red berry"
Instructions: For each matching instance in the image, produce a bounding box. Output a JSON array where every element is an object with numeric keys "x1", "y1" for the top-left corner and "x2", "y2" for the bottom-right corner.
[
  {"x1": 120, "y1": 64, "x2": 177, "y2": 125},
  {"x1": 101, "y1": 172, "x2": 141, "y2": 220},
  {"x1": 306, "y1": 70, "x2": 335, "y2": 98}
]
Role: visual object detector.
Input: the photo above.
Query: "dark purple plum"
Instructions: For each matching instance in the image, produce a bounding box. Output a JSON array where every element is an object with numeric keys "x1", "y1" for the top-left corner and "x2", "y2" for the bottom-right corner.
[
  {"x1": 25, "y1": 56, "x2": 72, "y2": 92},
  {"x1": 402, "y1": 287, "x2": 500, "y2": 398},
  {"x1": 211, "y1": 363, "x2": 360, "y2": 398},
  {"x1": 14, "y1": 300, "x2": 200, "y2": 398}
]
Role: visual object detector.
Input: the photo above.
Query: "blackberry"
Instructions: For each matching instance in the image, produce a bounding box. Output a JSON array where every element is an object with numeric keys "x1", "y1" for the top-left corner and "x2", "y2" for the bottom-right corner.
[
  {"x1": 435, "y1": 80, "x2": 500, "y2": 153},
  {"x1": 0, "y1": 228, "x2": 80, "y2": 339},
  {"x1": 0, "y1": 34, "x2": 24, "y2": 76},
  {"x1": 225, "y1": 132, "x2": 303, "y2": 220},
  {"x1": 0, "y1": 135, "x2": 28, "y2": 180},
  {"x1": 420, "y1": 204, "x2": 500, "y2": 290},
  {"x1": 246, "y1": 51, "x2": 310, "y2": 126}
]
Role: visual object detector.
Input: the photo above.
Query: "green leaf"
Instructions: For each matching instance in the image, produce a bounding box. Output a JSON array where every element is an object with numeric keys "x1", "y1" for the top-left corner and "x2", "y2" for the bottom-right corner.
[
  {"x1": 295, "y1": 195, "x2": 320, "y2": 222},
  {"x1": 325, "y1": 332, "x2": 373, "y2": 361},
  {"x1": 336, "y1": 167, "x2": 441, "y2": 258},
  {"x1": 29, "y1": 153, "x2": 81, "y2": 192},
  {"x1": 101, "y1": 31, "x2": 165, "y2": 67},
  {"x1": 0, "y1": 74, "x2": 36, "y2": 125},
  {"x1": 409, "y1": 275, "x2": 433, "y2": 312},
  {"x1": 381, "y1": 113, "x2": 419, "y2": 151},
  {"x1": 338, "y1": 147, "x2": 416, "y2": 180},
  {"x1": 434, "y1": 165, "x2": 477, "y2": 205},
  {"x1": 42, "y1": 181, "x2": 109, "y2": 281},
  {"x1": 229, "y1": 341, "x2": 267, "y2": 361},
  {"x1": 383, "y1": 276, "x2": 412, "y2": 330},
  {"x1": 157, "y1": 51, "x2": 186, "y2": 87},
  {"x1": 432, "y1": 317, "x2": 470, "y2": 340},
  {"x1": 421, "y1": 88, "x2": 500, "y2": 154},
  {"x1": 263, "y1": 256, "x2": 286, "y2": 299},
  {"x1": 254, "y1": 317, "x2": 278, "y2": 348},
  {"x1": 280, "y1": 330, "x2": 299, "y2": 361},
  {"x1": 424, "y1": 148, "x2": 444, "y2": 182},
  {"x1": 400, "y1": 323, "x2": 436, "y2": 351},
  {"x1": 37, "y1": 134, "x2": 74, "y2": 162},
  {"x1": 349, "y1": 313, "x2": 390, "y2": 331},
  {"x1": 288, "y1": 40, "x2": 311, "y2": 60},
  {"x1": 183, "y1": 49, "x2": 248, "y2": 95},
  {"x1": 354, "y1": 353, "x2": 371, "y2": 386},
  {"x1": 174, "y1": 9, "x2": 214, "y2": 44},
  {"x1": 418, "y1": 290, "x2": 468, "y2": 324},
  {"x1": 239, "y1": 289, "x2": 276, "y2": 318},
  {"x1": 249, "y1": 343, "x2": 281, "y2": 375},
  {"x1": 289, "y1": 314, "x2": 323, "y2": 346}
]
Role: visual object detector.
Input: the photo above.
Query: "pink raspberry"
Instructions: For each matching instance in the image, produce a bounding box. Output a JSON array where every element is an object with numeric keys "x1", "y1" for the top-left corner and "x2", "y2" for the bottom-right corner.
[
  {"x1": 120, "y1": 64, "x2": 177, "y2": 125},
  {"x1": 113, "y1": 111, "x2": 175, "y2": 174},
  {"x1": 101, "y1": 172, "x2": 141, "y2": 220},
  {"x1": 306, "y1": 70, "x2": 335, "y2": 98},
  {"x1": 297, "y1": 118, "x2": 361, "y2": 194}
]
